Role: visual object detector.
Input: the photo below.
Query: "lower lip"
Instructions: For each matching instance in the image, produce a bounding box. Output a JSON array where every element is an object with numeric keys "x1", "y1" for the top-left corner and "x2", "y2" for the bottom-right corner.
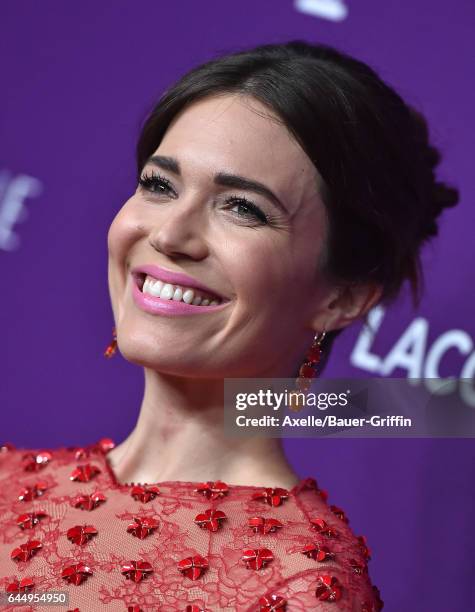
[{"x1": 131, "y1": 274, "x2": 229, "y2": 316}]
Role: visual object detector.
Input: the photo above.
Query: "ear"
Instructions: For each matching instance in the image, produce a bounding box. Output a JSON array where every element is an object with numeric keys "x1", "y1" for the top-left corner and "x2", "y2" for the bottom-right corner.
[{"x1": 309, "y1": 282, "x2": 383, "y2": 333}]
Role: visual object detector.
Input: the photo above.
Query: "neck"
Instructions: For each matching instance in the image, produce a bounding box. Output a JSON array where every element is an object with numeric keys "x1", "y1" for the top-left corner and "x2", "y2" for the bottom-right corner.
[{"x1": 107, "y1": 368, "x2": 300, "y2": 489}]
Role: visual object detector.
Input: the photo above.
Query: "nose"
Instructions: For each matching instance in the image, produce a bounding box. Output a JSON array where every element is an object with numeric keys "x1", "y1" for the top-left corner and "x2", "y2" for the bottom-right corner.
[{"x1": 147, "y1": 196, "x2": 210, "y2": 260}]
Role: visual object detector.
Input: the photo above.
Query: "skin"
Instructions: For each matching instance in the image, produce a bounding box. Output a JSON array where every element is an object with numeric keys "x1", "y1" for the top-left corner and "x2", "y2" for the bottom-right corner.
[{"x1": 106, "y1": 94, "x2": 381, "y2": 488}]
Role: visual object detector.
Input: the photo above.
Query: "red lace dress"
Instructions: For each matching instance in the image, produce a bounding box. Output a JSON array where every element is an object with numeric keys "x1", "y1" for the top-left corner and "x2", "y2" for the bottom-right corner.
[{"x1": 0, "y1": 438, "x2": 383, "y2": 612}]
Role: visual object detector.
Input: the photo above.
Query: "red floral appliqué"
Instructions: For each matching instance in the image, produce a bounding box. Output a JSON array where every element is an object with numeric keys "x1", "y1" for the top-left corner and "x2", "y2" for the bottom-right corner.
[
  {"x1": 194, "y1": 509, "x2": 227, "y2": 532},
  {"x1": 66, "y1": 524, "x2": 98, "y2": 545},
  {"x1": 258, "y1": 593, "x2": 287, "y2": 611},
  {"x1": 10, "y1": 539, "x2": 42, "y2": 562},
  {"x1": 96, "y1": 437, "x2": 115, "y2": 453},
  {"x1": 330, "y1": 504, "x2": 349, "y2": 523},
  {"x1": 121, "y1": 560, "x2": 153, "y2": 582},
  {"x1": 62, "y1": 562, "x2": 93, "y2": 585},
  {"x1": 6, "y1": 577, "x2": 34, "y2": 592},
  {"x1": 71, "y1": 491, "x2": 106, "y2": 511},
  {"x1": 248, "y1": 517, "x2": 283, "y2": 534},
  {"x1": 178, "y1": 555, "x2": 209, "y2": 580},
  {"x1": 18, "y1": 481, "x2": 48, "y2": 502},
  {"x1": 242, "y1": 548, "x2": 274, "y2": 570},
  {"x1": 300, "y1": 542, "x2": 334, "y2": 562},
  {"x1": 70, "y1": 464, "x2": 101, "y2": 482},
  {"x1": 74, "y1": 447, "x2": 90, "y2": 460},
  {"x1": 16, "y1": 511, "x2": 48, "y2": 529},
  {"x1": 252, "y1": 488, "x2": 289, "y2": 507},
  {"x1": 310, "y1": 518, "x2": 338, "y2": 537},
  {"x1": 349, "y1": 558, "x2": 368, "y2": 575},
  {"x1": 315, "y1": 575, "x2": 342, "y2": 602},
  {"x1": 357, "y1": 535, "x2": 372, "y2": 561},
  {"x1": 22, "y1": 451, "x2": 52, "y2": 472},
  {"x1": 126, "y1": 516, "x2": 159, "y2": 539},
  {"x1": 130, "y1": 485, "x2": 161, "y2": 503},
  {"x1": 194, "y1": 481, "x2": 229, "y2": 500}
]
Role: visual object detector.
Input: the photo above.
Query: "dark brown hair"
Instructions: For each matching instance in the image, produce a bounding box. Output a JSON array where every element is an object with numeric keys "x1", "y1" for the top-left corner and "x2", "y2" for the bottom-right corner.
[{"x1": 135, "y1": 40, "x2": 459, "y2": 368}]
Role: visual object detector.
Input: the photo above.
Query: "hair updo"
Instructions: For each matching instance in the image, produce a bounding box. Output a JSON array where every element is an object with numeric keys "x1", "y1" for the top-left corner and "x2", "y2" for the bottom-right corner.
[{"x1": 136, "y1": 40, "x2": 460, "y2": 368}]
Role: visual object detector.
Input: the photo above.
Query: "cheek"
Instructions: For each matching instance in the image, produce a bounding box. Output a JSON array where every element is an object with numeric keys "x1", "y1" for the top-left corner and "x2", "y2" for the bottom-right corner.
[
  {"x1": 107, "y1": 200, "x2": 143, "y2": 262},
  {"x1": 221, "y1": 223, "x2": 324, "y2": 321},
  {"x1": 107, "y1": 202, "x2": 146, "y2": 308},
  {"x1": 222, "y1": 235, "x2": 306, "y2": 305}
]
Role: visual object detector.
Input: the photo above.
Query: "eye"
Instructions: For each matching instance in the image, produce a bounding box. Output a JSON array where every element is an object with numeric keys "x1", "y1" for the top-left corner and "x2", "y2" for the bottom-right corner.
[
  {"x1": 138, "y1": 171, "x2": 174, "y2": 195},
  {"x1": 137, "y1": 172, "x2": 269, "y2": 226},
  {"x1": 225, "y1": 196, "x2": 268, "y2": 225}
]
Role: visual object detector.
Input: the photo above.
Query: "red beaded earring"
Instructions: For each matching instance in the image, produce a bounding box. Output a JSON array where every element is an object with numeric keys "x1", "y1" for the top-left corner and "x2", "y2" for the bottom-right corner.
[
  {"x1": 290, "y1": 330, "x2": 326, "y2": 411},
  {"x1": 104, "y1": 327, "x2": 117, "y2": 358},
  {"x1": 295, "y1": 330, "x2": 326, "y2": 390}
]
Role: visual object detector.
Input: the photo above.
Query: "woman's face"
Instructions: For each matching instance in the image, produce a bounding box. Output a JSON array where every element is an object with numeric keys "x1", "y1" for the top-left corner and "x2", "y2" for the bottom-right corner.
[{"x1": 107, "y1": 94, "x2": 337, "y2": 377}]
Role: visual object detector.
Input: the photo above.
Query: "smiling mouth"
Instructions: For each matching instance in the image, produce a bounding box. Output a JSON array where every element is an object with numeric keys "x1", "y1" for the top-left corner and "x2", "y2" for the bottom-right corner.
[{"x1": 134, "y1": 273, "x2": 226, "y2": 307}]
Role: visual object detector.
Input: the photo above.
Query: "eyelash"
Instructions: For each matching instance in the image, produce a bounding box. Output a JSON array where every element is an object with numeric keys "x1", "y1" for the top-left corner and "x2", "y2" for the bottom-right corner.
[{"x1": 137, "y1": 171, "x2": 269, "y2": 225}]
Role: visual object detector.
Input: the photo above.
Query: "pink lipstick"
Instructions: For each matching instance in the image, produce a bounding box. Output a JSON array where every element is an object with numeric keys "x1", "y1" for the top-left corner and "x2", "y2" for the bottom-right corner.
[
  {"x1": 131, "y1": 264, "x2": 226, "y2": 300},
  {"x1": 130, "y1": 264, "x2": 230, "y2": 317}
]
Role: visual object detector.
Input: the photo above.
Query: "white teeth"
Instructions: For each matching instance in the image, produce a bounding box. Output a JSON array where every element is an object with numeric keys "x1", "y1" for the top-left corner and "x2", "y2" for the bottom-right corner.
[
  {"x1": 149, "y1": 279, "x2": 163, "y2": 297},
  {"x1": 160, "y1": 283, "x2": 175, "y2": 300},
  {"x1": 182, "y1": 289, "x2": 194, "y2": 304},
  {"x1": 141, "y1": 274, "x2": 223, "y2": 307},
  {"x1": 172, "y1": 287, "x2": 183, "y2": 301}
]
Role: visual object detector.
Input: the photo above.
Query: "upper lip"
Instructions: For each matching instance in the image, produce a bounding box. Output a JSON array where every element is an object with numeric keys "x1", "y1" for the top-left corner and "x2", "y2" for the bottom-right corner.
[{"x1": 131, "y1": 264, "x2": 228, "y2": 301}]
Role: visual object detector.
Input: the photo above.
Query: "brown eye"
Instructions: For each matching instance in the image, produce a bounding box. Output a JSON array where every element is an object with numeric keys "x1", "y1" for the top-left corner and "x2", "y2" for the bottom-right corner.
[
  {"x1": 226, "y1": 196, "x2": 268, "y2": 224},
  {"x1": 138, "y1": 172, "x2": 174, "y2": 195}
]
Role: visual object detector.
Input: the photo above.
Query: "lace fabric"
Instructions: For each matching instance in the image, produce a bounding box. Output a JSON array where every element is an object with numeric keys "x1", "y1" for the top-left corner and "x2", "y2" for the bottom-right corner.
[{"x1": 0, "y1": 439, "x2": 383, "y2": 611}]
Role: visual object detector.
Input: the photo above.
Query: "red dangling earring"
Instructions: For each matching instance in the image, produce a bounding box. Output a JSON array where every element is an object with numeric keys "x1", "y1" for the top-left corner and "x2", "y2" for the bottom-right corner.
[
  {"x1": 295, "y1": 330, "x2": 326, "y2": 391},
  {"x1": 104, "y1": 327, "x2": 117, "y2": 358},
  {"x1": 290, "y1": 330, "x2": 326, "y2": 411}
]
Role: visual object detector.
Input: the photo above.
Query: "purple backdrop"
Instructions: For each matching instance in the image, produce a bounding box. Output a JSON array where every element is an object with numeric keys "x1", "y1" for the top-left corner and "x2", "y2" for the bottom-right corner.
[{"x1": 1, "y1": 1, "x2": 474, "y2": 610}]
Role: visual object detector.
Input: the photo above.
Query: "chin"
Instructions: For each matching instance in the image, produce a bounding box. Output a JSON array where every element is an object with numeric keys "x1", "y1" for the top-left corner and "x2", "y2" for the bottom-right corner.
[{"x1": 117, "y1": 338, "x2": 203, "y2": 376}]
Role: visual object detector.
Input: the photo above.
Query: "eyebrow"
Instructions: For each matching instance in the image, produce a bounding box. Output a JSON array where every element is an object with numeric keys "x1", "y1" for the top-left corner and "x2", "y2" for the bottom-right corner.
[{"x1": 144, "y1": 155, "x2": 288, "y2": 214}]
